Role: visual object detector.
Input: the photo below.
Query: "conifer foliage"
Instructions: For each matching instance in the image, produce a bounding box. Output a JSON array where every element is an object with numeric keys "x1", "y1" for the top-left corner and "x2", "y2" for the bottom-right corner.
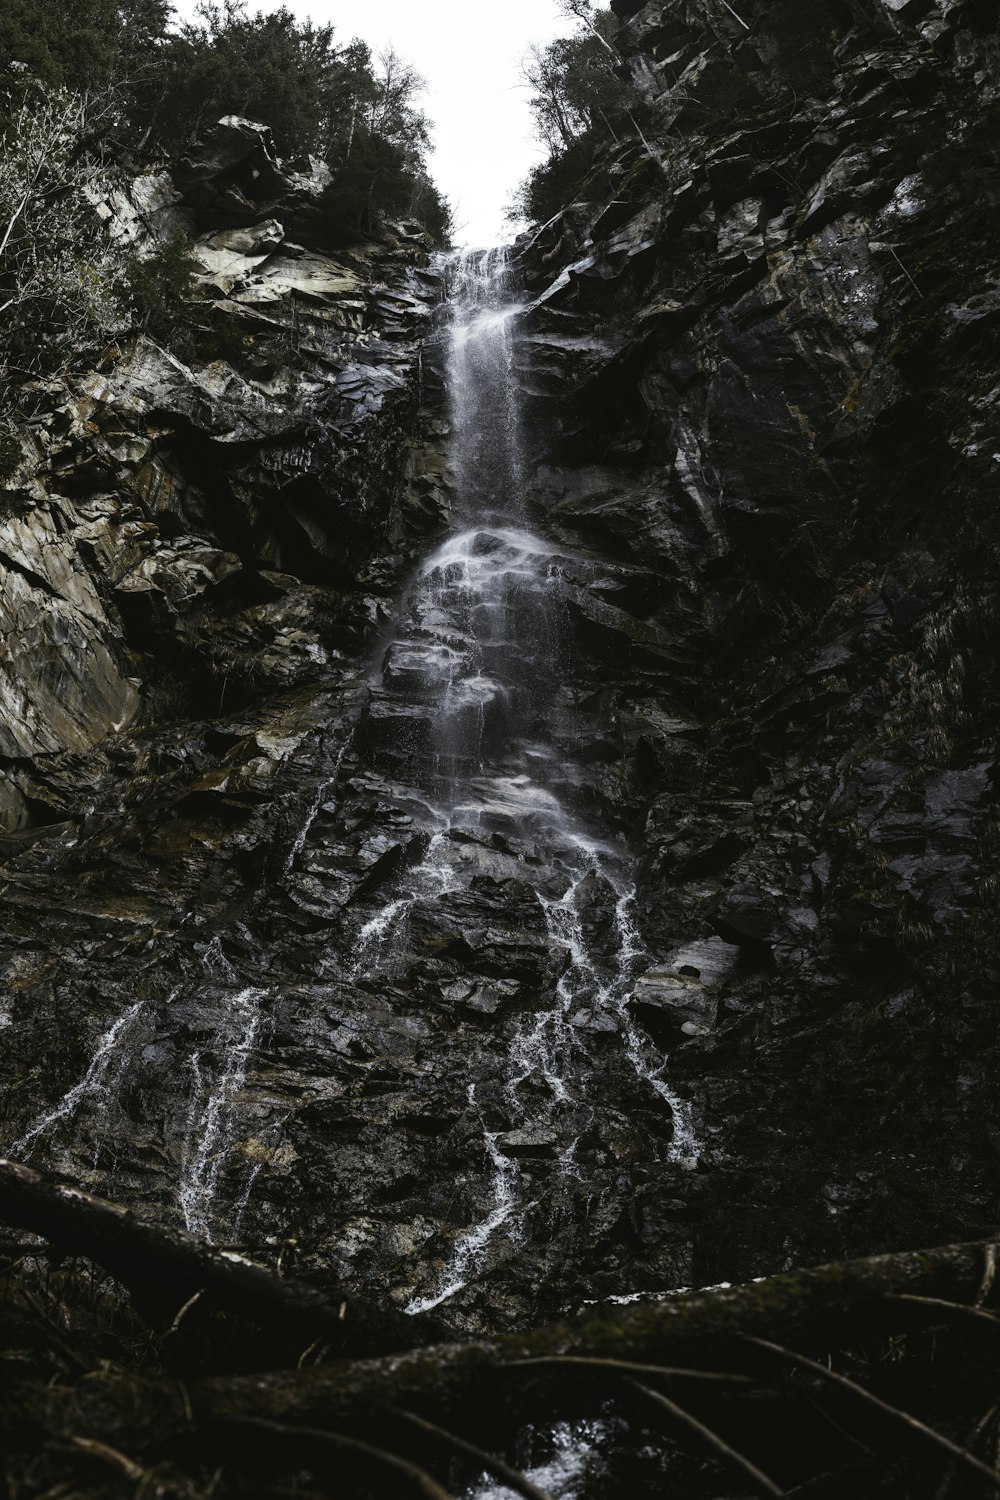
[{"x1": 513, "y1": 0, "x2": 641, "y2": 225}]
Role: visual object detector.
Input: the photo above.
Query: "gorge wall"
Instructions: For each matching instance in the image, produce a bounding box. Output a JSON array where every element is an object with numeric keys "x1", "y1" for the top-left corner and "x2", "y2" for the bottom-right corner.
[
  {"x1": 514, "y1": 0, "x2": 1000, "y2": 1290},
  {"x1": 1, "y1": 0, "x2": 999, "y2": 1343}
]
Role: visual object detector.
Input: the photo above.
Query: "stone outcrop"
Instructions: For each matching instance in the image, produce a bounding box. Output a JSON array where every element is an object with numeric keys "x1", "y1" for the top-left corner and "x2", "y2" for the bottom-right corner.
[{"x1": 0, "y1": 116, "x2": 447, "y2": 827}]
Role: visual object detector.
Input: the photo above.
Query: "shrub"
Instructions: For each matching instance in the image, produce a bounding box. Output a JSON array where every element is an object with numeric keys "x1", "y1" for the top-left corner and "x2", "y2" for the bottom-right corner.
[{"x1": 0, "y1": 84, "x2": 128, "y2": 381}]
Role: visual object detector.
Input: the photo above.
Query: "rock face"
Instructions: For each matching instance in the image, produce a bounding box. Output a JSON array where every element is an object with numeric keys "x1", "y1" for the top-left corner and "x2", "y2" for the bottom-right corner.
[
  {"x1": 1, "y1": 2, "x2": 999, "y2": 1340},
  {"x1": 0, "y1": 118, "x2": 445, "y2": 810},
  {"x1": 516, "y1": 0, "x2": 1000, "y2": 1285}
]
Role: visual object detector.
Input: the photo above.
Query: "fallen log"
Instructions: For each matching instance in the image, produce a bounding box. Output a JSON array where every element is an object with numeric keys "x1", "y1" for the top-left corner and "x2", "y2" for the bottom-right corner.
[
  {"x1": 5, "y1": 1209, "x2": 1000, "y2": 1497},
  {"x1": 0, "y1": 1157, "x2": 437, "y2": 1357},
  {"x1": 185, "y1": 1234, "x2": 1000, "y2": 1430},
  {"x1": 7, "y1": 1230, "x2": 991, "y2": 1452},
  {"x1": 5, "y1": 1162, "x2": 1000, "y2": 1488}
]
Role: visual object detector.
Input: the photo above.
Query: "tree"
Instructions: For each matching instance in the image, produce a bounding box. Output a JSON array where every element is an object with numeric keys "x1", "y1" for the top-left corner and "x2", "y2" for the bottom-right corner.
[
  {"x1": 523, "y1": 14, "x2": 622, "y2": 155},
  {"x1": 558, "y1": 0, "x2": 621, "y2": 57},
  {"x1": 316, "y1": 132, "x2": 413, "y2": 244},
  {"x1": 0, "y1": 0, "x2": 449, "y2": 244},
  {"x1": 0, "y1": 84, "x2": 128, "y2": 384},
  {"x1": 316, "y1": 138, "x2": 451, "y2": 248},
  {"x1": 142, "y1": 6, "x2": 433, "y2": 170},
  {"x1": 0, "y1": 0, "x2": 171, "y2": 94},
  {"x1": 137, "y1": 5, "x2": 449, "y2": 242},
  {"x1": 146, "y1": 1, "x2": 345, "y2": 157},
  {"x1": 513, "y1": 4, "x2": 639, "y2": 225},
  {"x1": 365, "y1": 47, "x2": 431, "y2": 162},
  {"x1": 314, "y1": 45, "x2": 448, "y2": 245},
  {"x1": 0, "y1": 0, "x2": 173, "y2": 147},
  {"x1": 315, "y1": 37, "x2": 379, "y2": 165}
]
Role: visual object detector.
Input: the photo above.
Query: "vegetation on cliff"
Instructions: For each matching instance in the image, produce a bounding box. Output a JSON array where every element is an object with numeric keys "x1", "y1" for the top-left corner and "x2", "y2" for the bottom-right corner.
[
  {"x1": 513, "y1": 1, "x2": 642, "y2": 224},
  {"x1": 1, "y1": 0, "x2": 447, "y2": 235},
  {"x1": 2, "y1": 0, "x2": 1000, "y2": 1491},
  {"x1": 0, "y1": 0, "x2": 448, "y2": 445},
  {"x1": 0, "y1": 84, "x2": 140, "y2": 361}
]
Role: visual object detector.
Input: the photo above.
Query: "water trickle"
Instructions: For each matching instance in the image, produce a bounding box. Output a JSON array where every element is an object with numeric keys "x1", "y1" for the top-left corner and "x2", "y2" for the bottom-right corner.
[
  {"x1": 201, "y1": 934, "x2": 237, "y2": 983},
  {"x1": 284, "y1": 733, "x2": 353, "y2": 878},
  {"x1": 611, "y1": 889, "x2": 699, "y2": 1165},
  {"x1": 405, "y1": 1084, "x2": 521, "y2": 1316},
  {"x1": 462, "y1": 1419, "x2": 610, "y2": 1500},
  {"x1": 10, "y1": 1000, "x2": 146, "y2": 1158},
  {"x1": 350, "y1": 896, "x2": 414, "y2": 980},
  {"x1": 179, "y1": 985, "x2": 266, "y2": 1238}
]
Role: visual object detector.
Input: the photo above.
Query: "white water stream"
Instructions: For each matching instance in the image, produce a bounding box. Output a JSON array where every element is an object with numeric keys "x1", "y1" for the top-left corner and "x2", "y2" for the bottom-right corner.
[
  {"x1": 284, "y1": 733, "x2": 353, "y2": 878},
  {"x1": 343, "y1": 249, "x2": 699, "y2": 1312},
  {"x1": 179, "y1": 984, "x2": 267, "y2": 1237},
  {"x1": 6, "y1": 248, "x2": 696, "y2": 1289},
  {"x1": 462, "y1": 1420, "x2": 610, "y2": 1500},
  {"x1": 11, "y1": 999, "x2": 146, "y2": 1158}
]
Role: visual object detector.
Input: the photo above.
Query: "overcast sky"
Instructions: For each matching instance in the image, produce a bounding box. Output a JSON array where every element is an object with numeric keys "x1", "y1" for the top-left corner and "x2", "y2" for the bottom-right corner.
[{"x1": 172, "y1": 1, "x2": 578, "y2": 245}]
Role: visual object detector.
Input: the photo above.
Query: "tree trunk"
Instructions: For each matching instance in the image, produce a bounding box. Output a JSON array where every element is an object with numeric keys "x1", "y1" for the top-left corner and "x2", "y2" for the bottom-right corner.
[
  {"x1": 4, "y1": 1160, "x2": 999, "y2": 1495},
  {"x1": 0, "y1": 1157, "x2": 438, "y2": 1356},
  {"x1": 188, "y1": 1234, "x2": 1000, "y2": 1430}
]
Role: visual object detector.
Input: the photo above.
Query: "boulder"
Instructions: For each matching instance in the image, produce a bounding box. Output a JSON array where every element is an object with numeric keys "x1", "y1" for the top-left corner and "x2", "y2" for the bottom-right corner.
[{"x1": 631, "y1": 938, "x2": 742, "y2": 1037}]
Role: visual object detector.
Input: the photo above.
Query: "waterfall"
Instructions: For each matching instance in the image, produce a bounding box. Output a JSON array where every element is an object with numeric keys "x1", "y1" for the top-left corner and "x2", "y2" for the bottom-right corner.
[
  {"x1": 343, "y1": 248, "x2": 698, "y2": 1312},
  {"x1": 5, "y1": 248, "x2": 695, "y2": 1280},
  {"x1": 462, "y1": 1419, "x2": 610, "y2": 1500},
  {"x1": 179, "y1": 985, "x2": 267, "y2": 1238}
]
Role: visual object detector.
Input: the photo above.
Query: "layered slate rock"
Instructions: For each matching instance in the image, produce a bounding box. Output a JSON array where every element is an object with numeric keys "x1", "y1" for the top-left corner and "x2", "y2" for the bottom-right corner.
[
  {"x1": 0, "y1": 117, "x2": 447, "y2": 826},
  {"x1": 515, "y1": 0, "x2": 1000, "y2": 1285},
  {"x1": 0, "y1": 122, "x2": 453, "y2": 1278}
]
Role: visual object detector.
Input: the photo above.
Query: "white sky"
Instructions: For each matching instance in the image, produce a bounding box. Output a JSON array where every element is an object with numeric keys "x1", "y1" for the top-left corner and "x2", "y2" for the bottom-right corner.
[{"x1": 172, "y1": 1, "x2": 579, "y2": 245}]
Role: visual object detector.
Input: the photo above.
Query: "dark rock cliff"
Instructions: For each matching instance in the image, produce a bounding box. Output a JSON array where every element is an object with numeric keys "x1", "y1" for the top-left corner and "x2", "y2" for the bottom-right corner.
[
  {"x1": 519, "y1": 0, "x2": 1000, "y2": 1283},
  {"x1": 0, "y1": 118, "x2": 453, "y2": 1274},
  {"x1": 1, "y1": 0, "x2": 999, "y2": 1342}
]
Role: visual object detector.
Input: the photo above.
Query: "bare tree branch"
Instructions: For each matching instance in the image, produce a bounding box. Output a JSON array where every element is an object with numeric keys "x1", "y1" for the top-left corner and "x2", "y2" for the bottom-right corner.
[
  {"x1": 627, "y1": 1378, "x2": 785, "y2": 1496},
  {"x1": 745, "y1": 1336, "x2": 1000, "y2": 1490},
  {"x1": 391, "y1": 1408, "x2": 555, "y2": 1500},
  {"x1": 210, "y1": 1417, "x2": 455, "y2": 1499}
]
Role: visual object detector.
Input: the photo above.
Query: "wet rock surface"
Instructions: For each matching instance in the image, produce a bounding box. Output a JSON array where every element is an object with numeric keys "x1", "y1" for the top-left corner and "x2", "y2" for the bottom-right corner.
[
  {"x1": 2, "y1": 0, "x2": 1000, "y2": 1344},
  {"x1": 516, "y1": 0, "x2": 1000, "y2": 1289}
]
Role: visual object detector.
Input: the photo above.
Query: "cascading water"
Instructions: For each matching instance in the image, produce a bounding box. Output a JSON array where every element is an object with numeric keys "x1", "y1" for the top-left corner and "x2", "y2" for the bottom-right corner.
[
  {"x1": 463, "y1": 1419, "x2": 611, "y2": 1500},
  {"x1": 178, "y1": 983, "x2": 267, "y2": 1237},
  {"x1": 342, "y1": 248, "x2": 698, "y2": 1312},
  {"x1": 5, "y1": 247, "x2": 696, "y2": 1300},
  {"x1": 11, "y1": 999, "x2": 147, "y2": 1159}
]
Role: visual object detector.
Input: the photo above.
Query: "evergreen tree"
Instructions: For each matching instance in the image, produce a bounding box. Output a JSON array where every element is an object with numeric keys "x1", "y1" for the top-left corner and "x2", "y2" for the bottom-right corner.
[
  {"x1": 0, "y1": 0, "x2": 172, "y2": 141},
  {"x1": 0, "y1": 0, "x2": 450, "y2": 413},
  {"x1": 146, "y1": 2, "x2": 347, "y2": 157},
  {"x1": 513, "y1": 2, "x2": 636, "y2": 225},
  {"x1": 139, "y1": 5, "x2": 450, "y2": 239}
]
